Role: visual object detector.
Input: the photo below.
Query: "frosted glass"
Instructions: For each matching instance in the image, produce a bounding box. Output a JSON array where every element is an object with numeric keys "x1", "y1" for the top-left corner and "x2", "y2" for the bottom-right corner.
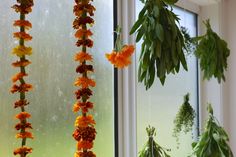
[
  {"x1": 136, "y1": 3, "x2": 198, "y2": 157},
  {"x1": 0, "y1": 0, "x2": 114, "y2": 157}
]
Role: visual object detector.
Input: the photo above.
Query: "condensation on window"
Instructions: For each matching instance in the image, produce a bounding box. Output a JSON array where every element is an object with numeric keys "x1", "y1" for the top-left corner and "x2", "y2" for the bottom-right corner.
[{"x1": 0, "y1": 0, "x2": 114, "y2": 157}]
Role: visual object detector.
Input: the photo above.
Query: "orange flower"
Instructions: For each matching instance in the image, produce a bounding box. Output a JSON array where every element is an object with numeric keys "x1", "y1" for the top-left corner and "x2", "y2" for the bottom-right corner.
[
  {"x1": 74, "y1": 3, "x2": 96, "y2": 16},
  {"x1": 10, "y1": 83, "x2": 33, "y2": 93},
  {"x1": 76, "y1": 39, "x2": 93, "y2": 48},
  {"x1": 74, "y1": 77, "x2": 96, "y2": 88},
  {"x1": 14, "y1": 147, "x2": 33, "y2": 156},
  {"x1": 73, "y1": 17, "x2": 94, "y2": 29},
  {"x1": 73, "y1": 126, "x2": 96, "y2": 142},
  {"x1": 12, "y1": 5, "x2": 33, "y2": 14},
  {"x1": 74, "y1": 151, "x2": 96, "y2": 157},
  {"x1": 121, "y1": 45, "x2": 135, "y2": 57},
  {"x1": 106, "y1": 45, "x2": 135, "y2": 68},
  {"x1": 16, "y1": 131, "x2": 33, "y2": 139},
  {"x1": 77, "y1": 141, "x2": 93, "y2": 150},
  {"x1": 75, "y1": 29, "x2": 93, "y2": 39},
  {"x1": 13, "y1": 32, "x2": 32, "y2": 41},
  {"x1": 75, "y1": 115, "x2": 96, "y2": 127},
  {"x1": 13, "y1": 20, "x2": 32, "y2": 29},
  {"x1": 15, "y1": 112, "x2": 31, "y2": 121},
  {"x1": 74, "y1": 52, "x2": 93, "y2": 63},
  {"x1": 15, "y1": 122, "x2": 32, "y2": 130},
  {"x1": 12, "y1": 60, "x2": 32, "y2": 67},
  {"x1": 73, "y1": 101, "x2": 94, "y2": 113},
  {"x1": 14, "y1": 100, "x2": 29, "y2": 108},
  {"x1": 12, "y1": 72, "x2": 28, "y2": 83},
  {"x1": 105, "y1": 51, "x2": 117, "y2": 65}
]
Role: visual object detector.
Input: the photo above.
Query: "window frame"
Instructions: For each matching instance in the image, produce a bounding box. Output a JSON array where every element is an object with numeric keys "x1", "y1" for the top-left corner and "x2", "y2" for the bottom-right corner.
[{"x1": 114, "y1": 1, "x2": 201, "y2": 157}]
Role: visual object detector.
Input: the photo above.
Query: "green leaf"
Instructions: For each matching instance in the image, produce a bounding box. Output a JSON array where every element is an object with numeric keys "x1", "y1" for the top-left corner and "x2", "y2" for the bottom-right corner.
[{"x1": 155, "y1": 23, "x2": 164, "y2": 42}]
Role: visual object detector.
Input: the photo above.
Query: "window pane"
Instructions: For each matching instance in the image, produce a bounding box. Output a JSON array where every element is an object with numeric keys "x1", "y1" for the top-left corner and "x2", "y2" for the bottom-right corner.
[
  {"x1": 136, "y1": 2, "x2": 198, "y2": 156},
  {"x1": 0, "y1": 1, "x2": 114, "y2": 157}
]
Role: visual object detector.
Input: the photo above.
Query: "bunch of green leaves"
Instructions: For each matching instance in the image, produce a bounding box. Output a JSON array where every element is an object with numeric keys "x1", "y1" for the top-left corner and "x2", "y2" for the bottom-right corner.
[
  {"x1": 130, "y1": 0, "x2": 188, "y2": 89},
  {"x1": 173, "y1": 93, "x2": 196, "y2": 146},
  {"x1": 192, "y1": 104, "x2": 234, "y2": 157},
  {"x1": 194, "y1": 19, "x2": 230, "y2": 83},
  {"x1": 181, "y1": 26, "x2": 196, "y2": 56},
  {"x1": 139, "y1": 126, "x2": 171, "y2": 157}
]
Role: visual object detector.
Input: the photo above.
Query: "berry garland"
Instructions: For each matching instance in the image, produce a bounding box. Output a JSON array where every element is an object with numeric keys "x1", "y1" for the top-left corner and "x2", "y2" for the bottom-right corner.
[
  {"x1": 11, "y1": 0, "x2": 34, "y2": 156},
  {"x1": 72, "y1": 0, "x2": 97, "y2": 157}
]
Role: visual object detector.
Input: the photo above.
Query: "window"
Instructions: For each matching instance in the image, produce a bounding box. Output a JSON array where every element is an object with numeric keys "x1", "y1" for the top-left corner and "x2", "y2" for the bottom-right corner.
[
  {"x1": 135, "y1": 2, "x2": 198, "y2": 156},
  {"x1": 0, "y1": 0, "x2": 114, "y2": 156}
]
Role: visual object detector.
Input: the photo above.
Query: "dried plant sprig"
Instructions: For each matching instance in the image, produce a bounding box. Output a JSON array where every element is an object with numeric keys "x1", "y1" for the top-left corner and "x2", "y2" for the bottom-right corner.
[{"x1": 11, "y1": 0, "x2": 34, "y2": 156}]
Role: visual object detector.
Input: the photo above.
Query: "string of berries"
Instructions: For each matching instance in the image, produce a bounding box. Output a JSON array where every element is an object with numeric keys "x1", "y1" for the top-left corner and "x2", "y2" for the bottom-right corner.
[
  {"x1": 11, "y1": 0, "x2": 34, "y2": 156},
  {"x1": 72, "y1": 0, "x2": 97, "y2": 157}
]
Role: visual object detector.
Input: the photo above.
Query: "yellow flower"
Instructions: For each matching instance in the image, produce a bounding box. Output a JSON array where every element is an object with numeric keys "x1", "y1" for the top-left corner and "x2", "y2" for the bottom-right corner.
[{"x1": 12, "y1": 45, "x2": 32, "y2": 57}]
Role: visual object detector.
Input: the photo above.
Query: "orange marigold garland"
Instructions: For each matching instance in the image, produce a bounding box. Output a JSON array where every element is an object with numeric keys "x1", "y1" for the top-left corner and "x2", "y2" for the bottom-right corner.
[
  {"x1": 11, "y1": 0, "x2": 34, "y2": 156},
  {"x1": 72, "y1": 0, "x2": 97, "y2": 156},
  {"x1": 106, "y1": 27, "x2": 135, "y2": 68}
]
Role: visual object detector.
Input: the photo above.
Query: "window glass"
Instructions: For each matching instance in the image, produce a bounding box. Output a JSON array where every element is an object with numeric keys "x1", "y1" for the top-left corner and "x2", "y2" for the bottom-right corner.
[
  {"x1": 136, "y1": 3, "x2": 198, "y2": 156},
  {"x1": 0, "y1": 0, "x2": 114, "y2": 156}
]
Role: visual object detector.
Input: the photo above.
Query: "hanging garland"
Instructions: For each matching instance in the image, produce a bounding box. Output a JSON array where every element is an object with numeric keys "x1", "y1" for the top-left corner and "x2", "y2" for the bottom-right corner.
[
  {"x1": 11, "y1": 0, "x2": 34, "y2": 156},
  {"x1": 72, "y1": 0, "x2": 97, "y2": 157}
]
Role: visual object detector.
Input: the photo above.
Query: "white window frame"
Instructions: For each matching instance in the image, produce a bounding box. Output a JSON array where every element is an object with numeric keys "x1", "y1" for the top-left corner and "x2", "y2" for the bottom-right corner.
[{"x1": 116, "y1": 1, "x2": 224, "y2": 156}]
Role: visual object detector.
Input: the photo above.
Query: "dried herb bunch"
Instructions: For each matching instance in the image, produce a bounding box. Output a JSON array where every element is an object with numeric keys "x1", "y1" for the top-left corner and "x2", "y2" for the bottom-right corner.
[
  {"x1": 173, "y1": 93, "x2": 196, "y2": 146},
  {"x1": 192, "y1": 104, "x2": 234, "y2": 157},
  {"x1": 130, "y1": 0, "x2": 188, "y2": 89},
  {"x1": 139, "y1": 126, "x2": 171, "y2": 157},
  {"x1": 194, "y1": 19, "x2": 230, "y2": 83}
]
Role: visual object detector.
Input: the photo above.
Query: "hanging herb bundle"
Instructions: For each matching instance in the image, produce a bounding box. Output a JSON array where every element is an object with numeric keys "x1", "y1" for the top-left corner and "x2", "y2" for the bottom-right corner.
[
  {"x1": 192, "y1": 104, "x2": 234, "y2": 157},
  {"x1": 139, "y1": 126, "x2": 171, "y2": 157},
  {"x1": 173, "y1": 93, "x2": 195, "y2": 146},
  {"x1": 130, "y1": 0, "x2": 188, "y2": 89},
  {"x1": 11, "y1": 0, "x2": 34, "y2": 156},
  {"x1": 72, "y1": 0, "x2": 97, "y2": 157},
  {"x1": 181, "y1": 26, "x2": 196, "y2": 56},
  {"x1": 194, "y1": 19, "x2": 230, "y2": 83},
  {"x1": 106, "y1": 27, "x2": 135, "y2": 68}
]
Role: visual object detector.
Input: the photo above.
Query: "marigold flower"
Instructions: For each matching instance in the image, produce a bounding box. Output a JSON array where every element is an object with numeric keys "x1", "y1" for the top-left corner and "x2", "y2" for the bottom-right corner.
[
  {"x1": 75, "y1": 88, "x2": 93, "y2": 100},
  {"x1": 73, "y1": 17, "x2": 94, "y2": 29},
  {"x1": 13, "y1": 20, "x2": 32, "y2": 29},
  {"x1": 76, "y1": 39, "x2": 93, "y2": 48},
  {"x1": 15, "y1": 122, "x2": 32, "y2": 130},
  {"x1": 16, "y1": 131, "x2": 33, "y2": 139},
  {"x1": 74, "y1": 52, "x2": 93, "y2": 63},
  {"x1": 76, "y1": 64, "x2": 94, "y2": 74},
  {"x1": 74, "y1": 77, "x2": 96, "y2": 88},
  {"x1": 10, "y1": 83, "x2": 33, "y2": 93},
  {"x1": 106, "y1": 45, "x2": 135, "y2": 68},
  {"x1": 12, "y1": 72, "x2": 28, "y2": 83},
  {"x1": 73, "y1": 126, "x2": 96, "y2": 142},
  {"x1": 77, "y1": 141, "x2": 93, "y2": 150},
  {"x1": 74, "y1": 151, "x2": 96, "y2": 157},
  {"x1": 12, "y1": 45, "x2": 32, "y2": 57},
  {"x1": 15, "y1": 112, "x2": 31, "y2": 121},
  {"x1": 75, "y1": 115, "x2": 95, "y2": 127},
  {"x1": 75, "y1": 29, "x2": 93, "y2": 39},
  {"x1": 121, "y1": 45, "x2": 135, "y2": 57},
  {"x1": 13, "y1": 32, "x2": 32, "y2": 41},
  {"x1": 12, "y1": 5, "x2": 33, "y2": 14},
  {"x1": 14, "y1": 100, "x2": 29, "y2": 108},
  {"x1": 12, "y1": 60, "x2": 32, "y2": 67},
  {"x1": 13, "y1": 146, "x2": 33, "y2": 156},
  {"x1": 73, "y1": 101, "x2": 94, "y2": 113},
  {"x1": 74, "y1": 3, "x2": 96, "y2": 16}
]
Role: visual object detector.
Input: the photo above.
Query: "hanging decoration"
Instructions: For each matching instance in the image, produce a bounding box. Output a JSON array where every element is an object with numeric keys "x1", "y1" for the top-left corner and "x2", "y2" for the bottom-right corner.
[
  {"x1": 192, "y1": 104, "x2": 234, "y2": 157},
  {"x1": 106, "y1": 27, "x2": 135, "y2": 68},
  {"x1": 194, "y1": 19, "x2": 230, "y2": 83},
  {"x1": 130, "y1": 0, "x2": 188, "y2": 89},
  {"x1": 72, "y1": 0, "x2": 97, "y2": 157},
  {"x1": 139, "y1": 126, "x2": 170, "y2": 157},
  {"x1": 173, "y1": 93, "x2": 195, "y2": 147},
  {"x1": 11, "y1": 0, "x2": 34, "y2": 156}
]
